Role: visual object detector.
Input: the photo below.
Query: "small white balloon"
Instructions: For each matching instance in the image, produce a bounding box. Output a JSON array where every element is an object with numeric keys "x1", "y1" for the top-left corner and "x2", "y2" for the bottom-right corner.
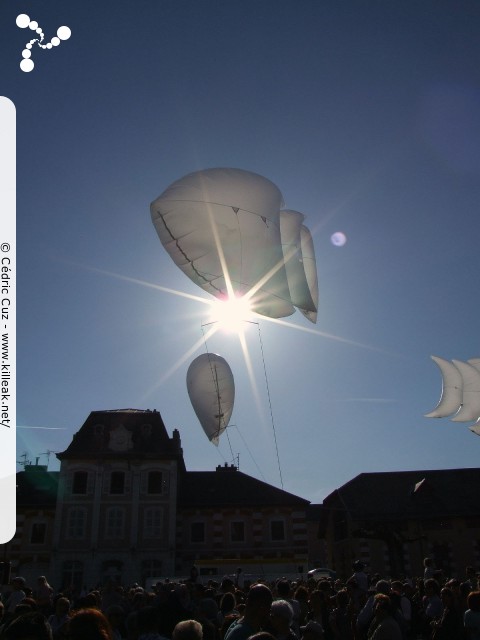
[
  {"x1": 51, "y1": 37, "x2": 60, "y2": 46},
  {"x1": 46, "y1": 43, "x2": 52, "y2": 49},
  {"x1": 16, "y1": 14, "x2": 30, "y2": 28},
  {"x1": 57, "y1": 26, "x2": 71, "y2": 40},
  {"x1": 36, "y1": 27, "x2": 42, "y2": 34},
  {"x1": 20, "y1": 58, "x2": 34, "y2": 72},
  {"x1": 331, "y1": 231, "x2": 347, "y2": 247},
  {"x1": 29, "y1": 21, "x2": 38, "y2": 30},
  {"x1": 26, "y1": 43, "x2": 32, "y2": 50},
  {"x1": 22, "y1": 49, "x2": 31, "y2": 59}
]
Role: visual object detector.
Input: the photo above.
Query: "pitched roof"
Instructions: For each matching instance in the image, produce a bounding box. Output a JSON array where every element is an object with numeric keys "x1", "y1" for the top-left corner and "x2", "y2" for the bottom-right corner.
[
  {"x1": 56, "y1": 409, "x2": 185, "y2": 468},
  {"x1": 323, "y1": 468, "x2": 480, "y2": 520},
  {"x1": 178, "y1": 465, "x2": 310, "y2": 508}
]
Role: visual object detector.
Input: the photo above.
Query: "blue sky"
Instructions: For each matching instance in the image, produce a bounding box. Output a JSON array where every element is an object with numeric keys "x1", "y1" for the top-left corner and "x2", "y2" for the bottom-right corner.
[{"x1": 2, "y1": 0, "x2": 480, "y2": 504}]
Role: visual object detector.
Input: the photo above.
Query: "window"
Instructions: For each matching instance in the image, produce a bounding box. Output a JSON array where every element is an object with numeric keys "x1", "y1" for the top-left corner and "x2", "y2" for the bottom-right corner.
[
  {"x1": 30, "y1": 522, "x2": 46, "y2": 544},
  {"x1": 191, "y1": 522, "x2": 205, "y2": 543},
  {"x1": 62, "y1": 560, "x2": 83, "y2": 591},
  {"x1": 271, "y1": 520, "x2": 285, "y2": 541},
  {"x1": 141, "y1": 559, "x2": 162, "y2": 585},
  {"x1": 141, "y1": 423, "x2": 152, "y2": 437},
  {"x1": 110, "y1": 471, "x2": 125, "y2": 494},
  {"x1": 147, "y1": 471, "x2": 164, "y2": 494},
  {"x1": 72, "y1": 471, "x2": 88, "y2": 494},
  {"x1": 67, "y1": 508, "x2": 86, "y2": 539},
  {"x1": 144, "y1": 508, "x2": 162, "y2": 538},
  {"x1": 106, "y1": 508, "x2": 125, "y2": 539},
  {"x1": 93, "y1": 424, "x2": 104, "y2": 437},
  {"x1": 230, "y1": 521, "x2": 245, "y2": 542}
]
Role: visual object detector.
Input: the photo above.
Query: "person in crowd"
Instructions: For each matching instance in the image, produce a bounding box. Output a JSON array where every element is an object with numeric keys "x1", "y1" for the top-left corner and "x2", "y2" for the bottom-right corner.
[
  {"x1": 68, "y1": 607, "x2": 114, "y2": 640},
  {"x1": 305, "y1": 590, "x2": 332, "y2": 640},
  {"x1": 224, "y1": 584, "x2": 273, "y2": 640},
  {"x1": 47, "y1": 597, "x2": 70, "y2": 640},
  {"x1": 219, "y1": 593, "x2": 239, "y2": 627},
  {"x1": 423, "y1": 559, "x2": 435, "y2": 581},
  {"x1": 464, "y1": 591, "x2": 480, "y2": 640},
  {"x1": 173, "y1": 619, "x2": 204, "y2": 640},
  {"x1": 247, "y1": 633, "x2": 276, "y2": 640},
  {"x1": 351, "y1": 562, "x2": 369, "y2": 598},
  {"x1": 101, "y1": 581, "x2": 124, "y2": 614},
  {"x1": 106, "y1": 605, "x2": 127, "y2": 640},
  {"x1": 195, "y1": 596, "x2": 221, "y2": 640},
  {"x1": 422, "y1": 578, "x2": 443, "y2": 634},
  {"x1": 275, "y1": 581, "x2": 301, "y2": 637},
  {"x1": 306, "y1": 590, "x2": 325, "y2": 626},
  {"x1": 356, "y1": 581, "x2": 391, "y2": 639},
  {"x1": 299, "y1": 621, "x2": 324, "y2": 640},
  {"x1": 390, "y1": 581, "x2": 412, "y2": 637},
  {"x1": 5, "y1": 578, "x2": 27, "y2": 618},
  {"x1": 267, "y1": 600, "x2": 297, "y2": 640},
  {"x1": 2, "y1": 611, "x2": 53, "y2": 640},
  {"x1": 367, "y1": 595, "x2": 402, "y2": 640},
  {"x1": 329, "y1": 589, "x2": 353, "y2": 640},
  {"x1": 220, "y1": 578, "x2": 236, "y2": 598},
  {"x1": 430, "y1": 587, "x2": 462, "y2": 639},
  {"x1": 136, "y1": 606, "x2": 169, "y2": 640},
  {"x1": 34, "y1": 577, "x2": 54, "y2": 616},
  {"x1": 293, "y1": 586, "x2": 309, "y2": 629},
  {"x1": 221, "y1": 614, "x2": 242, "y2": 640},
  {"x1": 466, "y1": 568, "x2": 479, "y2": 593}
]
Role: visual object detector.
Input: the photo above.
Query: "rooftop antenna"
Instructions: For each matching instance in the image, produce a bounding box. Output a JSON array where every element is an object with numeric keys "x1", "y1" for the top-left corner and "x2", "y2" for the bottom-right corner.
[
  {"x1": 38, "y1": 450, "x2": 53, "y2": 467},
  {"x1": 16, "y1": 452, "x2": 31, "y2": 468}
]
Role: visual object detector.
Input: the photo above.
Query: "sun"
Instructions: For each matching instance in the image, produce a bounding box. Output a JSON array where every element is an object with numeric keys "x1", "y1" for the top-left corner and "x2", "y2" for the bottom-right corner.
[{"x1": 209, "y1": 296, "x2": 254, "y2": 333}]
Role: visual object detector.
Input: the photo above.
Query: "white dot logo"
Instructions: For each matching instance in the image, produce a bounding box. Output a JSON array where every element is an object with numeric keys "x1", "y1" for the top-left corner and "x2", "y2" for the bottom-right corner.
[{"x1": 16, "y1": 14, "x2": 71, "y2": 72}]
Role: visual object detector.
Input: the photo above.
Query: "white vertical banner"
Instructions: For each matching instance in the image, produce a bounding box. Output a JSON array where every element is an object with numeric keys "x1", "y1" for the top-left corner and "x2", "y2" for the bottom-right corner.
[{"x1": 0, "y1": 96, "x2": 16, "y2": 543}]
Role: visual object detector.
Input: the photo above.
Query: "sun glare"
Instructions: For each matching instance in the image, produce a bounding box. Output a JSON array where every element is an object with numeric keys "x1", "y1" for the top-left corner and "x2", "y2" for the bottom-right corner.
[{"x1": 209, "y1": 296, "x2": 254, "y2": 333}]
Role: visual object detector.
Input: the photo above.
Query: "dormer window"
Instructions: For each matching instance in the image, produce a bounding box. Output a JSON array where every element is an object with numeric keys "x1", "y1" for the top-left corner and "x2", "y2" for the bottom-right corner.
[
  {"x1": 141, "y1": 423, "x2": 152, "y2": 437},
  {"x1": 93, "y1": 424, "x2": 104, "y2": 437}
]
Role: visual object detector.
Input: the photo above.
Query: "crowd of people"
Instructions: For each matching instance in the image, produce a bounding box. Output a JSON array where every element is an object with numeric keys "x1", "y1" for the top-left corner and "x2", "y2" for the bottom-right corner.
[{"x1": 1, "y1": 559, "x2": 480, "y2": 640}]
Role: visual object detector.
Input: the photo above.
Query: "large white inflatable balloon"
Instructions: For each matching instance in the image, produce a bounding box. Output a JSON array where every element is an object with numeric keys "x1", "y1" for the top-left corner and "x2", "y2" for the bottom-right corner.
[
  {"x1": 187, "y1": 353, "x2": 235, "y2": 445},
  {"x1": 151, "y1": 168, "x2": 318, "y2": 322},
  {"x1": 425, "y1": 355, "x2": 480, "y2": 430},
  {"x1": 280, "y1": 209, "x2": 318, "y2": 323}
]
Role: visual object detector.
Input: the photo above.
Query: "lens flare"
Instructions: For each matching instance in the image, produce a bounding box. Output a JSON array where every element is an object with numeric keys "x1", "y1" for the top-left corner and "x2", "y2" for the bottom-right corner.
[
  {"x1": 209, "y1": 296, "x2": 253, "y2": 333},
  {"x1": 331, "y1": 231, "x2": 347, "y2": 247}
]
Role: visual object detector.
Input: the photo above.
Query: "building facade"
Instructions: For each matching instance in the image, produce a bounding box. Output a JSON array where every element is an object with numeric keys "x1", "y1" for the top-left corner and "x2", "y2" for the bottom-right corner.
[
  {"x1": 5, "y1": 409, "x2": 480, "y2": 588},
  {"x1": 320, "y1": 468, "x2": 480, "y2": 579},
  {"x1": 7, "y1": 409, "x2": 312, "y2": 589}
]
